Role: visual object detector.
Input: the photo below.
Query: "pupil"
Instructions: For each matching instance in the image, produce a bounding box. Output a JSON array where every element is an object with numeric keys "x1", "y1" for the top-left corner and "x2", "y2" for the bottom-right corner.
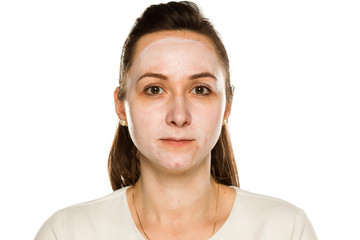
[
  {"x1": 196, "y1": 87, "x2": 203, "y2": 94},
  {"x1": 152, "y1": 87, "x2": 159, "y2": 94}
]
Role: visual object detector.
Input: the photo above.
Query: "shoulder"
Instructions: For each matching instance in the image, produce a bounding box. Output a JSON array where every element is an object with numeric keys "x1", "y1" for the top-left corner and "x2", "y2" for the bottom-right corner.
[
  {"x1": 211, "y1": 187, "x2": 318, "y2": 239},
  {"x1": 60, "y1": 186, "x2": 128, "y2": 216},
  {"x1": 219, "y1": 187, "x2": 317, "y2": 239},
  {"x1": 35, "y1": 187, "x2": 131, "y2": 240},
  {"x1": 232, "y1": 186, "x2": 302, "y2": 216}
]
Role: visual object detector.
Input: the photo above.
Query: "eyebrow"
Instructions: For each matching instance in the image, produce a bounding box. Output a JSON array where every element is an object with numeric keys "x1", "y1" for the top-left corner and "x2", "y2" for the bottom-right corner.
[
  {"x1": 189, "y1": 72, "x2": 217, "y2": 81},
  {"x1": 137, "y1": 73, "x2": 168, "y2": 82},
  {"x1": 137, "y1": 72, "x2": 217, "y2": 82}
]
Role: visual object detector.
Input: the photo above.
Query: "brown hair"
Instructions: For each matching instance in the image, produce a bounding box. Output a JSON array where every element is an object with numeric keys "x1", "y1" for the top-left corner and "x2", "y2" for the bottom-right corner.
[{"x1": 108, "y1": 1, "x2": 239, "y2": 190}]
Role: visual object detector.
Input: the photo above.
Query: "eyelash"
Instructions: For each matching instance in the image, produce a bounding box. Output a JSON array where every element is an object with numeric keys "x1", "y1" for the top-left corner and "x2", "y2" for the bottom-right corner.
[
  {"x1": 191, "y1": 84, "x2": 212, "y2": 95},
  {"x1": 144, "y1": 85, "x2": 165, "y2": 95},
  {"x1": 144, "y1": 84, "x2": 212, "y2": 96}
]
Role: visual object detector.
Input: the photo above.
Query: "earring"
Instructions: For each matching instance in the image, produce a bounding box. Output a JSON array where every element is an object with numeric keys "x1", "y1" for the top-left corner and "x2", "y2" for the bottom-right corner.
[
  {"x1": 120, "y1": 119, "x2": 127, "y2": 126},
  {"x1": 223, "y1": 119, "x2": 228, "y2": 125}
]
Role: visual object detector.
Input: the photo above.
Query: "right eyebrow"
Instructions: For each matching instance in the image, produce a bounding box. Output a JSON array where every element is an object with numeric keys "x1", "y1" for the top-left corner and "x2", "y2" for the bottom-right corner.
[{"x1": 137, "y1": 72, "x2": 168, "y2": 82}]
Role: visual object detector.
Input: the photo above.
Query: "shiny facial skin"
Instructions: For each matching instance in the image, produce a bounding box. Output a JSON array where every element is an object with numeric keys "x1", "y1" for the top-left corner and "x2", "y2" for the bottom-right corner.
[{"x1": 118, "y1": 31, "x2": 230, "y2": 173}]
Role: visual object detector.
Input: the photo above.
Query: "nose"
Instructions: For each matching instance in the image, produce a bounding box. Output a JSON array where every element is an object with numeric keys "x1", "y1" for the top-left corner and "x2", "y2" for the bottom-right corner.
[{"x1": 166, "y1": 96, "x2": 191, "y2": 127}]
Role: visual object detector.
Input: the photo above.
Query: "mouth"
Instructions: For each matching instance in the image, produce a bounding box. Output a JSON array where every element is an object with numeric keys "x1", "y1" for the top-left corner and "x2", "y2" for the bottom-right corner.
[{"x1": 159, "y1": 138, "x2": 194, "y2": 147}]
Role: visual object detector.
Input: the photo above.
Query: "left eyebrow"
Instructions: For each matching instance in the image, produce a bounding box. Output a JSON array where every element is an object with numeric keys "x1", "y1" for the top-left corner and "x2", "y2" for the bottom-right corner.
[
  {"x1": 189, "y1": 72, "x2": 217, "y2": 81},
  {"x1": 137, "y1": 72, "x2": 168, "y2": 82}
]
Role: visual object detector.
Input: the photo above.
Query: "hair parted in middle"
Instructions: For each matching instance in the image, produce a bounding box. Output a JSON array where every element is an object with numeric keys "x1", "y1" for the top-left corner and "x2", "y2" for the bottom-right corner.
[{"x1": 108, "y1": 1, "x2": 239, "y2": 191}]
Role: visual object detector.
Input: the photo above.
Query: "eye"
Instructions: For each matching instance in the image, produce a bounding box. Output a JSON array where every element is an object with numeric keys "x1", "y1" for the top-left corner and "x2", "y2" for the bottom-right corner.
[
  {"x1": 191, "y1": 85, "x2": 211, "y2": 95},
  {"x1": 144, "y1": 85, "x2": 164, "y2": 95}
]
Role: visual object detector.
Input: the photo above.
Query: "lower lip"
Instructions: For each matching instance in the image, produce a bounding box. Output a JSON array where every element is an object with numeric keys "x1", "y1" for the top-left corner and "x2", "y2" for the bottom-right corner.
[{"x1": 160, "y1": 139, "x2": 194, "y2": 147}]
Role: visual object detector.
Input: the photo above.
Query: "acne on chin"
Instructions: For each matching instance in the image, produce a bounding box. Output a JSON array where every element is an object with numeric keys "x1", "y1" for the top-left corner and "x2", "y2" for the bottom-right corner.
[{"x1": 166, "y1": 161, "x2": 185, "y2": 169}]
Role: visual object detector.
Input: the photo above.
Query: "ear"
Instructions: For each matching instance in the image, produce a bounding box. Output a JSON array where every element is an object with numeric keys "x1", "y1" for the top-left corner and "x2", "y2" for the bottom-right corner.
[
  {"x1": 223, "y1": 101, "x2": 232, "y2": 124},
  {"x1": 114, "y1": 87, "x2": 126, "y2": 120}
]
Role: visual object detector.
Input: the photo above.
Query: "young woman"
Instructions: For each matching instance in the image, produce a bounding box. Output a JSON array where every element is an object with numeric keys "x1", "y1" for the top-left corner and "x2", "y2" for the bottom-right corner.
[{"x1": 35, "y1": 2, "x2": 317, "y2": 239}]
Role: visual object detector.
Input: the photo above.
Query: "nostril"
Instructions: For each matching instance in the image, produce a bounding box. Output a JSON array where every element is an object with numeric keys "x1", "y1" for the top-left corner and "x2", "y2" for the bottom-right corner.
[
  {"x1": 170, "y1": 119, "x2": 189, "y2": 127},
  {"x1": 171, "y1": 120, "x2": 181, "y2": 127}
]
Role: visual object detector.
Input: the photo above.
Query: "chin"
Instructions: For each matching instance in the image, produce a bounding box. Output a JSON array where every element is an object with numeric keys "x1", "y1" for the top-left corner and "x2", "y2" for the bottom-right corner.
[
  {"x1": 154, "y1": 152, "x2": 209, "y2": 173},
  {"x1": 161, "y1": 155, "x2": 194, "y2": 169},
  {"x1": 139, "y1": 146, "x2": 211, "y2": 173}
]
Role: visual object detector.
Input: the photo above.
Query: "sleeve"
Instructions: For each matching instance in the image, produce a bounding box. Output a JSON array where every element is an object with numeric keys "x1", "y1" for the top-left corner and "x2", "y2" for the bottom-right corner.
[
  {"x1": 290, "y1": 209, "x2": 318, "y2": 240},
  {"x1": 34, "y1": 210, "x2": 65, "y2": 240}
]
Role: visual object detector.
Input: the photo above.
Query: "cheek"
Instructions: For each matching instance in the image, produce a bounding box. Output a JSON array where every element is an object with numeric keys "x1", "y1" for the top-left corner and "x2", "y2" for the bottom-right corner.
[
  {"x1": 131, "y1": 100, "x2": 166, "y2": 124},
  {"x1": 126, "y1": 100, "x2": 164, "y2": 143},
  {"x1": 191, "y1": 101, "x2": 224, "y2": 144}
]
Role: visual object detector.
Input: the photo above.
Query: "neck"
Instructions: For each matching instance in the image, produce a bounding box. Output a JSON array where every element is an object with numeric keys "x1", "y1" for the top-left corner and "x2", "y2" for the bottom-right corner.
[{"x1": 132, "y1": 155, "x2": 217, "y2": 223}]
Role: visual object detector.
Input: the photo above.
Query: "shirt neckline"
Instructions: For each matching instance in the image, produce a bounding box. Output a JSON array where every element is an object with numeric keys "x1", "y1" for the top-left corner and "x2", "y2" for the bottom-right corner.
[
  {"x1": 122, "y1": 185, "x2": 240, "y2": 239},
  {"x1": 122, "y1": 186, "x2": 146, "y2": 239},
  {"x1": 208, "y1": 186, "x2": 239, "y2": 239}
]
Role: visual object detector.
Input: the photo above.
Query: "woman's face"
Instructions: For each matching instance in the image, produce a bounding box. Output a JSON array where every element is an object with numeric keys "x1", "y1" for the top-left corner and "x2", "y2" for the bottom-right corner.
[{"x1": 116, "y1": 31, "x2": 231, "y2": 173}]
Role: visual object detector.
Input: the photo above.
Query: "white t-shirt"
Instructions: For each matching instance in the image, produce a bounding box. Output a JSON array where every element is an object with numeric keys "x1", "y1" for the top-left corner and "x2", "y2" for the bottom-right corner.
[{"x1": 35, "y1": 186, "x2": 317, "y2": 240}]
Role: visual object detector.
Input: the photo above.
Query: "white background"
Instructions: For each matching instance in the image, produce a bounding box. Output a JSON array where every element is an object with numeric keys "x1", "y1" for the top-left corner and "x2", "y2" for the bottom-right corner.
[{"x1": 0, "y1": 0, "x2": 359, "y2": 239}]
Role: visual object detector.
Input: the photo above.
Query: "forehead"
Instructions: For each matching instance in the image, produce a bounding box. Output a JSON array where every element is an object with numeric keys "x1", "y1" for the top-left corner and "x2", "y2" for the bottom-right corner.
[
  {"x1": 134, "y1": 30, "x2": 217, "y2": 57},
  {"x1": 131, "y1": 31, "x2": 221, "y2": 73}
]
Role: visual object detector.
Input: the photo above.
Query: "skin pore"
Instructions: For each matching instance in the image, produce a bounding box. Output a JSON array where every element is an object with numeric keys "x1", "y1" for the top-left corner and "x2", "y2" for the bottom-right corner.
[{"x1": 114, "y1": 31, "x2": 236, "y2": 239}]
